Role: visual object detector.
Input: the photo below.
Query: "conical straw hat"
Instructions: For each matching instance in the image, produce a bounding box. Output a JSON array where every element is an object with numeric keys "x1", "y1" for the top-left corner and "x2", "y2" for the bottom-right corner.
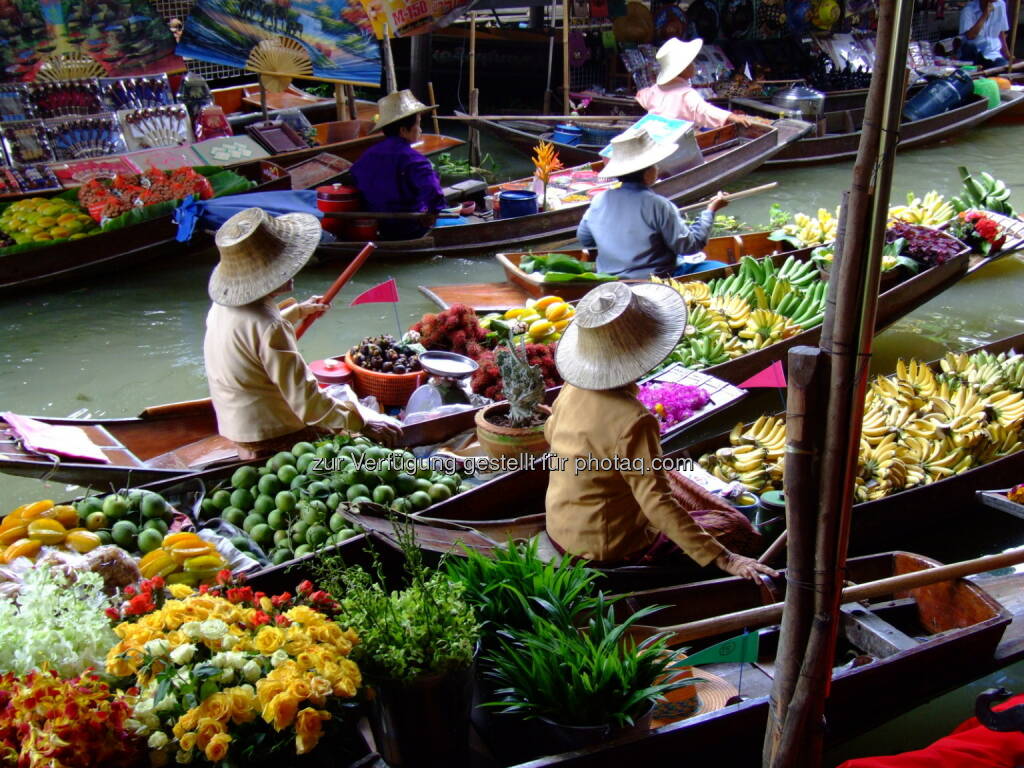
[
  {"x1": 656, "y1": 37, "x2": 704, "y2": 85},
  {"x1": 208, "y1": 207, "x2": 321, "y2": 306},
  {"x1": 555, "y1": 282, "x2": 688, "y2": 390},
  {"x1": 372, "y1": 89, "x2": 438, "y2": 133},
  {"x1": 599, "y1": 126, "x2": 680, "y2": 179}
]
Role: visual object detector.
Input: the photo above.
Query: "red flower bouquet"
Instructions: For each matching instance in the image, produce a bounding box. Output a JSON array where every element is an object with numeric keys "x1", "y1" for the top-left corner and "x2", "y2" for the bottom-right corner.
[{"x1": 948, "y1": 210, "x2": 1006, "y2": 257}]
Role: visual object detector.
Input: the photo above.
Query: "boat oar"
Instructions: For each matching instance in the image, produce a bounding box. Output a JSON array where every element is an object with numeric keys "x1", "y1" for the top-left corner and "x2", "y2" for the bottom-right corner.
[
  {"x1": 676, "y1": 182, "x2": 778, "y2": 214},
  {"x1": 295, "y1": 241, "x2": 376, "y2": 339},
  {"x1": 631, "y1": 545, "x2": 1024, "y2": 647}
]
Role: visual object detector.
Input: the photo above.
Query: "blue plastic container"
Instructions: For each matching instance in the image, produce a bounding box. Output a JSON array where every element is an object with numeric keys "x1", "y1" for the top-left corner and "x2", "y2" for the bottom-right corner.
[
  {"x1": 551, "y1": 124, "x2": 583, "y2": 145},
  {"x1": 948, "y1": 68, "x2": 975, "y2": 100},
  {"x1": 903, "y1": 77, "x2": 964, "y2": 122},
  {"x1": 581, "y1": 125, "x2": 623, "y2": 145},
  {"x1": 498, "y1": 190, "x2": 539, "y2": 219}
]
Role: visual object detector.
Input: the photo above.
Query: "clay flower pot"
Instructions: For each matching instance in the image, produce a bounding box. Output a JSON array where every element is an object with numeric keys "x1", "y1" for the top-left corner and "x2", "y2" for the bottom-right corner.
[{"x1": 474, "y1": 403, "x2": 551, "y2": 461}]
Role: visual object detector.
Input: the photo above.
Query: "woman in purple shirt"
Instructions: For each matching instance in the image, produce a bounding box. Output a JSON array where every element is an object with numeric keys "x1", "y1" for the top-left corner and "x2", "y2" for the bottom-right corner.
[{"x1": 350, "y1": 90, "x2": 447, "y2": 241}]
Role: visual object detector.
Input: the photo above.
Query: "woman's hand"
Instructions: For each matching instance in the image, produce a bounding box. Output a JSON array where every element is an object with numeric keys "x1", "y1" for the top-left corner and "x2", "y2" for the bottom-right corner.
[
  {"x1": 293, "y1": 295, "x2": 331, "y2": 320},
  {"x1": 362, "y1": 419, "x2": 403, "y2": 448},
  {"x1": 706, "y1": 191, "x2": 730, "y2": 213},
  {"x1": 715, "y1": 550, "x2": 780, "y2": 581}
]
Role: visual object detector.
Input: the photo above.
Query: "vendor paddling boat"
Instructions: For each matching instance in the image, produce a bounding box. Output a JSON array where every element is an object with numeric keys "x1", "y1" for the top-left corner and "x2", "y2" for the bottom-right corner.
[
  {"x1": 313, "y1": 119, "x2": 812, "y2": 260},
  {"x1": 0, "y1": 236, "x2": 969, "y2": 489}
]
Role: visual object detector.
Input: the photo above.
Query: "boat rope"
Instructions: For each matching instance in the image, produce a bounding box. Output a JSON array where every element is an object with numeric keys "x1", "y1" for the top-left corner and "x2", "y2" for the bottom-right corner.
[{"x1": 10, "y1": 435, "x2": 63, "y2": 484}]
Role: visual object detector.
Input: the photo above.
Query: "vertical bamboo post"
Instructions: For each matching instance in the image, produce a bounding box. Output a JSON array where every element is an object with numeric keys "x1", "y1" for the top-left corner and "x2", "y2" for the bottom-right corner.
[
  {"x1": 427, "y1": 81, "x2": 441, "y2": 134},
  {"x1": 562, "y1": 0, "x2": 571, "y2": 115},
  {"x1": 1008, "y1": 0, "x2": 1021, "y2": 65},
  {"x1": 468, "y1": 88, "x2": 481, "y2": 167},
  {"x1": 544, "y1": 34, "x2": 555, "y2": 114},
  {"x1": 259, "y1": 80, "x2": 268, "y2": 122},
  {"x1": 469, "y1": 12, "x2": 477, "y2": 97},
  {"x1": 765, "y1": 0, "x2": 917, "y2": 762},
  {"x1": 344, "y1": 84, "x2": 357, "y2": 121},
  {"x1": 382, "y1": 24, "x2": 397, "y2": 93},
  {"x1": 762, "y1": 346, "x2": 829, "y2": 764},
  {"x1": 334, "y1": 82, "x2": 345, "y2": 121}
]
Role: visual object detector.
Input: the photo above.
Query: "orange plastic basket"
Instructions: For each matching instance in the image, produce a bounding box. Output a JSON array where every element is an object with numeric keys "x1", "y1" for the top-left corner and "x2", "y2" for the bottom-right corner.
[{"x1": 344, "y1": 352, "x2": 427, "y2": 408}]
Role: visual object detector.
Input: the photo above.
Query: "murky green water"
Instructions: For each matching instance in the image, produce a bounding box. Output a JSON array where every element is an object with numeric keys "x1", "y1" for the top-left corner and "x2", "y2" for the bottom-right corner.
[{"x1": 1, "y1": 121, "x2": 1023, "y2": 762}]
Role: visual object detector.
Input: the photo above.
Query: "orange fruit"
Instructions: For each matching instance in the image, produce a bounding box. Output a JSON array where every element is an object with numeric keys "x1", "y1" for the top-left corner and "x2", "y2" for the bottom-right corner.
[
  {"x1": 27, "y1": 518, "x2": 67, "y2": 545},
  {"x1": 52, "y1": 505, "x2": 79, "y2": 528},
  {"x1": 3, "y1": 538, "x2": 42, "y2": 562},
  {"x1": 162, "y1": 532, "x2": 202, "y2": 548},
  {"x1": 544, "y1": 302, "x2": 573, "y2": 322},
  {"x1": 19, "y1": 500, "x2": 55, "y2": 521}
]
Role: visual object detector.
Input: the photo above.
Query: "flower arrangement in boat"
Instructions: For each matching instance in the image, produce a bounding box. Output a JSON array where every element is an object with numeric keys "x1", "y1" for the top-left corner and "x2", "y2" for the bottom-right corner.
[
  {"x1": 947, "y1": 210, "x2": 1007, "y2": 257},
  {"x1": 636, "y1": 382, "x2": 711, "y2": 434},
  {"x1": 77, "y1": 167, "x2": 214, "y2": 221},
  {"x1": 105, "y1": 573, "x2": 362, "y2": 764},
  {"x1": 531, "y1": 141, "x2": 563, "y2": 212},
  {"x1": 0, "y1": 668, "x2": 143, "y2": 768},
  {"x1": 1008, "y1": 483, "x2": 1024, "y2": 505}
]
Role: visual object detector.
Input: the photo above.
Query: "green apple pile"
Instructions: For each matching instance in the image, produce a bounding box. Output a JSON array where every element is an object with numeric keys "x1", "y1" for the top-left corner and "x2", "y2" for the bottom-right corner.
[
  {"x1": 201, "y1": 434, "x2": 467, "y2": 566},
  {"x1": 74, "y1": 490, "x2": 175, "y2": 556}
]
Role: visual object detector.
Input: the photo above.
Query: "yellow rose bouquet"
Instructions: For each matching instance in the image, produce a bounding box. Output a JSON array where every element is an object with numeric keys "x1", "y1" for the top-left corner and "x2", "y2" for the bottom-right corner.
[{"x1": 105, "y1": 574, "x2": 363, "y2": 765}]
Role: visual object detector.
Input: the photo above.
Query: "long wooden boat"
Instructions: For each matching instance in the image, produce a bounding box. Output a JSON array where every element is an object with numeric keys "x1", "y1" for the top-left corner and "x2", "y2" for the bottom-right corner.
[
  {"x1": 405, "y1": 330, "x2": 1024, "y2": 563},
  {"x1": 0, "y1": 239, "x2": 967, "y2": 489},
  {"x1": 479, "y1": 91, "x2": 1024, "y2": 170},
  {"x1": 313, "y1": 119, "x2": 812, "y2": 260},
  {"x1": 0, "y1": 159, "x2": 292, "y2": 295}
]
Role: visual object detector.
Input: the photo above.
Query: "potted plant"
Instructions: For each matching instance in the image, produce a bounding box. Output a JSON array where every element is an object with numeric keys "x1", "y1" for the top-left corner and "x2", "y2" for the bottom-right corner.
[
  {"x1": 480, "y1": 596, "x2": 692, "y2": 765},
  {"x1": 314, "y1": 523, "x2": 480, "y2": 768},
  {"x1": 474, "y1": 335, "x2": 553, "y2": 461}
]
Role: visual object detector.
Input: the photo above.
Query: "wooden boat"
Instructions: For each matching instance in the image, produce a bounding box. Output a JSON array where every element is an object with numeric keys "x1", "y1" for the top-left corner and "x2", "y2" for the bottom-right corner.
[
  {"x1": 405, "y1": 330, "x2": 1024, "y2": 562},
  {"x1": 313, "y1": 119, "x2": 812, "y2": 260},
  {"x1": 0, "y1": 238, "x2": 966, "y2": 489},
  {"x1": 480, "y1": 90, "x2": 1024, "y2": 170},
  {"x1": 0, "y1": 159, "x2": 292, "y2": 295}
]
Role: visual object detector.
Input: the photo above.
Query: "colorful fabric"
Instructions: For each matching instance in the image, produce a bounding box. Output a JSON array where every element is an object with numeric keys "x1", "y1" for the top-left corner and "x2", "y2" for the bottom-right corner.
[
  {"x1": 577, "y1": 181, "x2": 714, "y2": 278},
  {"x1": 635, "y1": 81, "x2": 734, "y2": 130},
  {"x1": 349, "y1": 136, "x2": 446, "y2": 240},
  {"x1": 203, "y1": 298, "x2": 363, "y2": 443},
  {"x1": 544, "y1": 383, "x2": 726, "y2": 565}
]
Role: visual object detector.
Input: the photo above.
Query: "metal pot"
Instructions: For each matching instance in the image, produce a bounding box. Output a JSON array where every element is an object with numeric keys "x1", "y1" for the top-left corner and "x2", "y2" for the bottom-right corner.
[{"x1": 771, "y1": 85, "x2": 826, "y2": 120}]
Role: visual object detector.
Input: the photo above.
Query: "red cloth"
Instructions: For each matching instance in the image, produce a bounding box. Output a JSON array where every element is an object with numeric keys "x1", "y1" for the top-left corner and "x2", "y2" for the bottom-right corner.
[{"x1": 838, "y1": 694, "x2": 1024, "y2": 768}]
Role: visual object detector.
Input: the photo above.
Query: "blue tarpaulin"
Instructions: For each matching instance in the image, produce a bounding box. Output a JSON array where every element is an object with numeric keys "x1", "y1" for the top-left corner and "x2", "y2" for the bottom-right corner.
[{"x1": 175, "y1": 191, "x2": 323, "y2": 243}]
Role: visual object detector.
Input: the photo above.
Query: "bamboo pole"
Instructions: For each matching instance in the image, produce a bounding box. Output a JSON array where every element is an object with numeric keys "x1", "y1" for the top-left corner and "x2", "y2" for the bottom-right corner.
[
  {"x1": 544, "y1": 34, "x2": 556, "y2": 114},
  {"x1": 762, "y1": 347, "x2": 828, "y2": 764},
  {"x1": 469, "y1": 12, "x2": 477, "y2": 97},
  {"x1": 1009, "y1": 0, "x2": 1021, "y2": 66},
  {"x1": 562, "y1": 0, "x2": 570, "y2": 116},
  {"x1": 344, "y1": 84, "x2": 357, "y2": 121},
  {"x1": 334, "y1": 82, "x2": 345, "y2": 122},
  {"x1": 382, "y1": 24, "x2": 397, "y2": 93},
  {"x1": 259, "y1": 81, "x2": 268, "y2": 122},
  {"x1": 427, "y1": 81, "x2": 441, "y2": 135},
  {"x1": 468, "y1": 88, "x2": 482, "y2": 167},
  {"x1": 767, "y1": 0, "x2": 917, "y2": 761}
]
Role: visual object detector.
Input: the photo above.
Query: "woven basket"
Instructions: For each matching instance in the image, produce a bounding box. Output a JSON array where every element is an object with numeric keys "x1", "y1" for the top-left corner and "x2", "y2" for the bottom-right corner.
[{"x1": 344, "y1": 352, "x2": 426, "y2": 408}]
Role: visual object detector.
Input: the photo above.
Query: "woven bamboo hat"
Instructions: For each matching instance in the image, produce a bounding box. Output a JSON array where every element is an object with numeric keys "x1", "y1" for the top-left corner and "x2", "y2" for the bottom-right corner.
[
  {"x1": 656, "y1": 36, "x2": 704, "y2": 85},
  {"x1": 208, "y1": 207, "x2": 321, "y2": 306},
  {"x1": 372, "y1": 89, "x2": 438, "y2": 133},
  {"x1": 555, "y1": 281, "x2": 688, "y2": 390},
  {"x1": 598, "y1": 127, "x2": 679, "y2": 179}
]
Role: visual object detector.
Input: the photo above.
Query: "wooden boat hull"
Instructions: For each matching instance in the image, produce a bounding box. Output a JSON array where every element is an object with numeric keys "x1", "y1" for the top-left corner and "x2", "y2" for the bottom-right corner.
[
  {"x1": 313, "y1": 120, "x2": 811, "y2": 260},
  {"x1": 0, "y1": 160, "x2": 292, "y2": 295},
  {"x1": 0, "y1": 243, "x2": 966, "y2": 489}
]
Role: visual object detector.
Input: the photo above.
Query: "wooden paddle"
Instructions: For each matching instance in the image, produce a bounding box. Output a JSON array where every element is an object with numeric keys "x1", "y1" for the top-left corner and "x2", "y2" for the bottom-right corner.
[
  {"x1": 295, "y1": 241, "x2": 376, "y2": 338},
  {"x1": 632, "y1": 546, "x2": 1024, "y2": 646},
  {"x1": 677, "y1": 182, "x2": 777, "y2": 214}
]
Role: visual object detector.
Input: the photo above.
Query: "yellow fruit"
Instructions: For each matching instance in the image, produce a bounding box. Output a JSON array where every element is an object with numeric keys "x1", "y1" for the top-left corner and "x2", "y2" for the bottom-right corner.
[
  {"x1": 552, "y1": 318, "x2": 572, "y2": 331},
  {"x1": 527, "y1": 319, "x2": 555, "y2": 339},
  {"x1": 140, "y1": 550, "x2": 178, "y2": 579},
  {"x1": 0, "y1": 524, "x2": 29, "y2": 546},
  {"x1": 166, "y1": 571, "x2": 200, "y2": 586},
  {"x1": 3, "y1": 538, "x2": 42, "y2": 563},
  {"x1": 65, "y1": 529, "x2": 102, "y2": 553},
  {"x1": 503, "y1": 308, "x2": 531, "y2": 320},
  {"x1": 183, "y1": 554, "x2": 225, "y2": 573},
  {"x1": 533, "y1": 295, "x2": 562, "y2": 311},
  {"x1": 544, "y1": 302, "x2": 573, "y2": 322},
  {"x1": 162, "y1": 532, "x2": 203, "y2": 548},
  {"x1": 51, "y1": 505, "x2": 79, "y2": 528},
  {"x1": 168, "y1": 543, "x2": 214, "y2": 564},
  {"x1": 27, "y1": 518, "x2": 67, "y2": 545},
  {"x1": 19, "y1": 500, "x2": 55, "y2": 521}
]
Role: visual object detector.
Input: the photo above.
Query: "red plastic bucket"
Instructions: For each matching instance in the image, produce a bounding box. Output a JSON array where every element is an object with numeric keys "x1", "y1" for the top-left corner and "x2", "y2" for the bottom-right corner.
[
  {"x1": 346, "y1": 218, "x2": 378, "y2": 241},
  {"x1": 316, "y1": 184, "x2": 361, "y2": 235}
]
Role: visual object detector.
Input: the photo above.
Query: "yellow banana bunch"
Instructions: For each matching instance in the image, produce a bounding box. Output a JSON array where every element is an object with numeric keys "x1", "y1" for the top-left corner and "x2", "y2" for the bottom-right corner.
[
  {"x1": 888, "y1": 190, "x2": 956, "y2": 228},
  {"x1": 777, "y1": 207, "x2": 840, "y2": 247}
]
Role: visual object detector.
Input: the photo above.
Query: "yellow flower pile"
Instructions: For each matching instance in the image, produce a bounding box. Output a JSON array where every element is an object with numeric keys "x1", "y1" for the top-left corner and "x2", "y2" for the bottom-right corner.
[{"x1": 108, "y1": 584, "x2": 361, "y2": 761}]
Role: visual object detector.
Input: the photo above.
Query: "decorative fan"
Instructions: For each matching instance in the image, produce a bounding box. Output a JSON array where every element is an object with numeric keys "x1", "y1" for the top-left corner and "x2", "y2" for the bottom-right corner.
[
  {"x1": 35, "y1": 53, "x2": 105, "y2": 82},
  {"x1": 245, "y1": 37, "x2": 313, "y2": 93}
]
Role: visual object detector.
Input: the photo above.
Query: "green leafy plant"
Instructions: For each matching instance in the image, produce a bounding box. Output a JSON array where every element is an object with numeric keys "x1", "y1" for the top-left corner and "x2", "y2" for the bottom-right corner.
[
  {"x1": 446, "y1": 539, "x2": 603, "y2": 639},
  {"x1": 313, "y1": 519, "x2": 479, "y2": 686},
  {"x1": 497, "y1": 335, "x2": 546, "y2": 427},
  {"x1": 483, "y1": 596, "x2": 691, "y2": 728},
  {"x1": 432, "y1": 151, "x2": 499, "y2": 182},
  {"x1": 710, "y1": 213, "x2": 750, "y2": 235}
]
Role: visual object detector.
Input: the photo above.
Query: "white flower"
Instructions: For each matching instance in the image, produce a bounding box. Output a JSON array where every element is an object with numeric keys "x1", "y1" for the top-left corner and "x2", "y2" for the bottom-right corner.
[
  {"x1": 169, "y1": 643, "x2": 197, "y2": 665},
  {"x1": 154, "y1": 692, "x2": 178, "y2": 713},
  {"x1": 134, "y1": 699, "x2": 154, "y2": 717},
  {"x1": 228, "y1": 651, "x2": 247, "y2": 669},
  {"x1": 220, "y1": 634, "x2": 238, "y2": 650},
  {"x1": 199, "y1": 619, "x2": 228, "y2": 641},
  {"x1": 139, "y1": 710, "x2": 161, "y2": 730},
  {"x1": 144, "y1": 639, "x2": 170, "y2": 658},
  {"x1": 219, "y1": 667, "x2": 235, "y2": 684},
  {"x1": 270, "y1": 649, "x2": 289, "y2": 668},
  {"x1": 175, "y1": 748, "x2": 194, "y2": 764},
  {"x1": 242, "y1": 660, "x2": 262, "y2": 682},
  {"x1": 210, "y1": 653, "x2": 229, "y2": 669},
  {"x1": 181, "y1": 622, "x2": 202, "y2": 640},
  {"x1": 124, "y1": 717, "x2": 148, "y2": 735},
  {"x1": 147, "y1": 731, "x2": 170, "y2": 749}
]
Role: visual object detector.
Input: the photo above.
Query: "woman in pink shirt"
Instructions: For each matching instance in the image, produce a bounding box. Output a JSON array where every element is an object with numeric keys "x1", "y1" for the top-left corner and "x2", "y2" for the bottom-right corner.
[{"x1": 635, "y1": 37, "x2": 755, "y2": 130}]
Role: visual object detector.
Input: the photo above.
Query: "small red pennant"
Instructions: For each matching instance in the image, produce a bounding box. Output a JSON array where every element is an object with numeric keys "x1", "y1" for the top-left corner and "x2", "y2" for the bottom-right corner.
[
  {"x1": 739, "y1": 360, "x2": 787, "y2": 388},
  {"x1": 350, "y1": 278, "x2": 399, "y2": 306}
]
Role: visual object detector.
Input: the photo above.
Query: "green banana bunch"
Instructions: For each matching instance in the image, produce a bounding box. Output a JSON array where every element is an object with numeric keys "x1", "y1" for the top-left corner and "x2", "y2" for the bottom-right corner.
[{"x1": 950, "y1": 166, "x2": 1015, "y2": 216}]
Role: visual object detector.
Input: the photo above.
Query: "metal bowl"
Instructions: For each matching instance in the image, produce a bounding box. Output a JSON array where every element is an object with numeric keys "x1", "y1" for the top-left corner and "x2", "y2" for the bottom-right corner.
[
  {"x1": 419, "y1": 351, "x2": 479, "y2": 379},
  {"x1": 771, "y1": 85, "x2": 826, "y2": 119}
]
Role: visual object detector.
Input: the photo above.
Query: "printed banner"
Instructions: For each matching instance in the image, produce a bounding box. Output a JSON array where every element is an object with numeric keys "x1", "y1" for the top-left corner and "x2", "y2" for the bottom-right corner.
[
  {"x1": 176, "y1": 0, "x2": 381, "y2": 86},
  {"x1": 0, "y1": 0, "x2": 185, "y2": 82},
  {"x1": 358, "y1": 0, "x2": 474, "y2": 38}
]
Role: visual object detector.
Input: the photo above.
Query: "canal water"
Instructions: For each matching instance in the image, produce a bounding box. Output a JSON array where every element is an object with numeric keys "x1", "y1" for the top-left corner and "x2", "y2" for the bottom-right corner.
[{"x1": 1, "y1": 121, "x2": 1023, "y2": 763}]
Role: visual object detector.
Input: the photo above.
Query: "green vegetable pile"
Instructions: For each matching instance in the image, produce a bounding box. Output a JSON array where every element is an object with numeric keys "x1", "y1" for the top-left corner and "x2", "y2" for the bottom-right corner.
[{"x1": 518, "y1": 252, "x2": 617, "y2": 283}]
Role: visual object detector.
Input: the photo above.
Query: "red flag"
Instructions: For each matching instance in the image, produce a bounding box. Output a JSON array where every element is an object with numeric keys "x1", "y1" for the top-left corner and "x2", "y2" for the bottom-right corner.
[
  {"x1": 739, "y1": 361, "x2": 787, "y2": 389},
  {"x1": 350, "y1": 278, "x2": 399, "y2": 306}
]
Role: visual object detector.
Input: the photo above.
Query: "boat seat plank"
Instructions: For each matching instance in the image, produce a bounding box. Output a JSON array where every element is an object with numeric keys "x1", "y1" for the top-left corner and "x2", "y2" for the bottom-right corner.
[
  {"x1": 419, "y1": 283, "x2": 531, "y2": 312},
  {"x1": 841, "y1": 603, "x2": 920, "y2": 658},
  {"x1": 145, "y1": 435, "x2": 240, "y2": 471}
]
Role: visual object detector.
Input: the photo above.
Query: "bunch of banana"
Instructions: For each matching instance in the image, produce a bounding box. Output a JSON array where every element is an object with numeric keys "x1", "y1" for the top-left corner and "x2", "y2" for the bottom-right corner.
[
  {"x1": 950, "y1": 167, "x2": 1015, "y2": 217},
  {"x1": 888, "y1": 190, "x2": 957, "y2": 227},
  {"x1": 774, "y1": 207, "x2": 840, "y2": 247},
  {"x1": 738, "y1": 308, "x2": 800, "y2": 349},
  {"x1": 700, "y1": 345, "x2": 1024, "y2": 501},
  {"x1": 708, "y1": 294, "x2": 751, "y2": 329}
]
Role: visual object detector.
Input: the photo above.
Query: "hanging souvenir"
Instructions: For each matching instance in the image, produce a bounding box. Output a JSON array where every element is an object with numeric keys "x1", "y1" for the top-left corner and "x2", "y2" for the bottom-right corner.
[
  {"x1": 686, "y1": 0, "x2": 721, "y2": 44},
  {"x1": 810, "y1": 0, "x2": 842, "y2": 31},
  {"x1": 757, "y1": 0, "x2": 789, "y2": 38},
  {"x1": 569, "y1": 31, "x2": 592, "y2": 67},
  {"x1": 590, "y1": 0, "x2": 611, "y2": 19},
  {"x1": 654, "y1": 2, "x2": 688, "y2": 42}
]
